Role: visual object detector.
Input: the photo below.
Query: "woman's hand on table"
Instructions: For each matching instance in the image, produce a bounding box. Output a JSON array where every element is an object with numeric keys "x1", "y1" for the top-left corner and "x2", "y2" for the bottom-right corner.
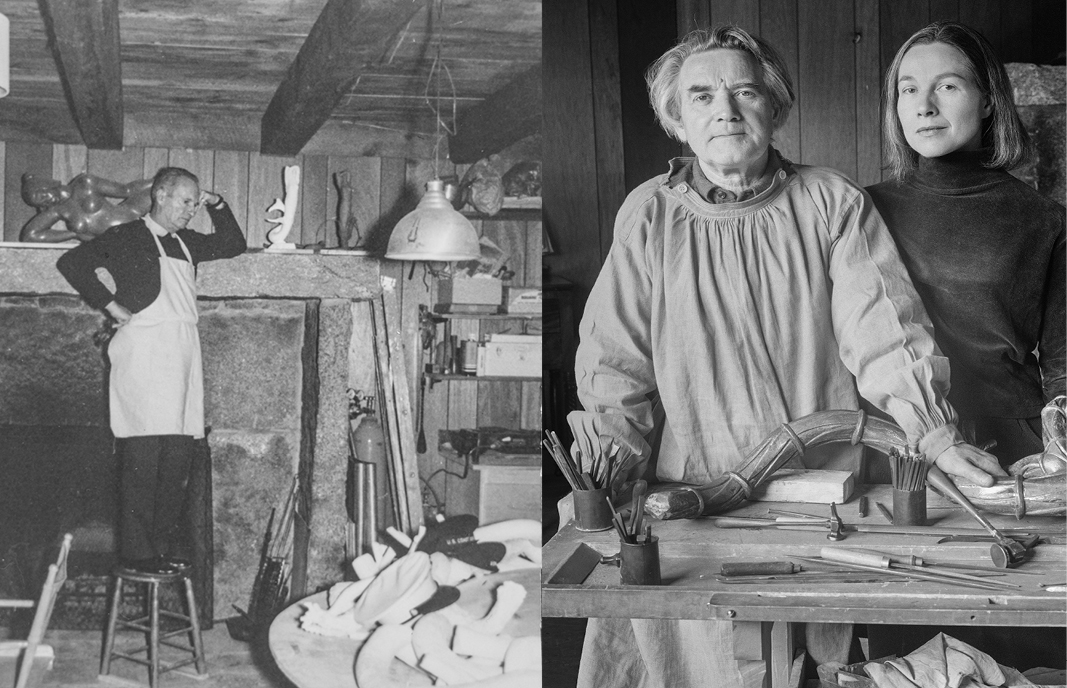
[{"x1": 933, "y1": 444, "x2": 1008, "y2": 487}]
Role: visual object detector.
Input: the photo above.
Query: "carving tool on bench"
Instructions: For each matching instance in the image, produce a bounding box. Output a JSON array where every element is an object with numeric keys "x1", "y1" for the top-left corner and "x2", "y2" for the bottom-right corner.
[
  {"x1": 926, "y1": 464, "x2": 1031, "y2": 566},
  {"x1": 709, "y1": 515, "x2": 1056, "y2": 541},
  {"x1": 819, "y1": 547, "x2": 1020, "y2": 587},
  {"x1": 792, "y1": 552, "x2": 1017, "y2": 592}
]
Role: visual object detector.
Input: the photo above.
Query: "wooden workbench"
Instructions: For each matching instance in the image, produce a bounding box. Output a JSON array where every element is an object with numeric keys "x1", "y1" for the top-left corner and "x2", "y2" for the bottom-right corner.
[{"x1": 542, "y1": 484, "x2": 1066, "y2": 686}]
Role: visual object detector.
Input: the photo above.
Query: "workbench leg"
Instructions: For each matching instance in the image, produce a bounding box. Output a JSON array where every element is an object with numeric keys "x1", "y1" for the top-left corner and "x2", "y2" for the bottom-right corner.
[
  {"x1": 732, "y1": 621, "x2": 799, "y2": 688},
  {"x1": 770, "y1": 621, "x2": 798, "y2": 688}
]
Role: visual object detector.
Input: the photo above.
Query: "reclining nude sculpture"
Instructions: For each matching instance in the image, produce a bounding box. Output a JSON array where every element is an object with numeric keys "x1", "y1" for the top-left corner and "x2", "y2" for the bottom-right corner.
[{"x1": 19, "y1": 172, "x2": 153, "y2": 243}]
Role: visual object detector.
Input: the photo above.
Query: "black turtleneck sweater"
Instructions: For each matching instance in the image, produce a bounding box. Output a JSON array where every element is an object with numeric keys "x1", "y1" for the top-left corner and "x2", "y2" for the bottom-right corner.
[{"x1": 867, "y1": 150, "x2": 1065, "y2": 420}]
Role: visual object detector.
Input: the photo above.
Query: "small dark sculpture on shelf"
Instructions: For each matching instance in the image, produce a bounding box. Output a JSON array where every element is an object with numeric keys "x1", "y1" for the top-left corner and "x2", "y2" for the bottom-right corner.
[
  {"x1": 334, "y1": 170, "x2": 363, "y2": 249},
  {"x1": 20, "y1": 172, "x2": 153, "y2": 243},
  {"x1": 502, "y1": 161, "x2": 541, "y2": 198},
  {"x1": 456, "y1": 155, "x2": 504, "y2": 216}
]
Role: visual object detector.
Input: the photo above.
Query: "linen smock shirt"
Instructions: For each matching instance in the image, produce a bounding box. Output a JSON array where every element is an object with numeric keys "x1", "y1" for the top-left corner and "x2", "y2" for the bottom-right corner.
[{"x1": 572, "y1": 152, "x2": 963, "y2": 485}]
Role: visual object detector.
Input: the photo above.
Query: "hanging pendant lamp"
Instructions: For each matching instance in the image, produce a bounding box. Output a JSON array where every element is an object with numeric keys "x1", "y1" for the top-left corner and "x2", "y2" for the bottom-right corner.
[{"x1": 385, "y1": 179, "x2": 480, "y2": 261}]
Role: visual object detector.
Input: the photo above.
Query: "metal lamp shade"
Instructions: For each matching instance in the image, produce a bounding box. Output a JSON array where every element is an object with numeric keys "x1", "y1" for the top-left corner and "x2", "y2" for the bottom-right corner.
[{"x1": 385, "y1": 179, "x2": 480, "y2": 261}]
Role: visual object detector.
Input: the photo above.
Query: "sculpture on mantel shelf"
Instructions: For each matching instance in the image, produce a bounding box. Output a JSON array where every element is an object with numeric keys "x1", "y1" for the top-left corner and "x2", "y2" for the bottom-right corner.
[
  {"x1": 19, "y1": 173, "x2": 153, "y2": 243},
  {"x1": 265, "y1": 165, "x2": 301, "y2": 250},
  {"x1": 456, "y1": 155, "x2": 504, "y2": 216},
  {"x1": 334, "y1": 170, "x2": 364, "y2": 249}
]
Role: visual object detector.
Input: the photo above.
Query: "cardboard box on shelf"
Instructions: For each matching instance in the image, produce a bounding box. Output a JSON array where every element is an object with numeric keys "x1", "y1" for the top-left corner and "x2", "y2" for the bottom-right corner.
[
  {"x1": 505, "y1": 286, "x2": 542, "y2": 314},
  {"x1": 477, "y1": 334, "x2": 542, "y2": 377},
  {"x1": 436, "y1": 277, "x2": 503, "y2": 311}
]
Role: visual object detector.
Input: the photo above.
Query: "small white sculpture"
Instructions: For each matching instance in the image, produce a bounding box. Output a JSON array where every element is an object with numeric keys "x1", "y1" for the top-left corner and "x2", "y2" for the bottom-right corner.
[{"x1": 265, "y1": 165, "x2": 301, "y2": 250}]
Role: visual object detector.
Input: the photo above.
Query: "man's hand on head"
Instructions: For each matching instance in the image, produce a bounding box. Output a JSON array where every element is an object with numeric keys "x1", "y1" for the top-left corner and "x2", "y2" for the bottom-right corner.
[
  {"x1": 933, "y1": 444, "x2": 1008, "y2": 487},
  {"x1": 198, "y1": 191, "x2": 221, "y2": 208},
  {"x1": 104, "y1": 301, "x2": 132, "y2": 327}
]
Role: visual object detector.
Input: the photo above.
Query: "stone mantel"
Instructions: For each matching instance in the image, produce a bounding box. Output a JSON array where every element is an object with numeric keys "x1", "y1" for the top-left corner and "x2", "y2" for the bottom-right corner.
[{"x1": 0, "y1": 242, "x2": 382, "y2": 300}]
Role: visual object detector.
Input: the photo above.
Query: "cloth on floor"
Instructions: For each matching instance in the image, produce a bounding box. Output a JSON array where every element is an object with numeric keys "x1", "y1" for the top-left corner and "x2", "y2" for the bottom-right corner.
[{"x1": 864, "y1": 633, "x2": 1036, "y2": 688}]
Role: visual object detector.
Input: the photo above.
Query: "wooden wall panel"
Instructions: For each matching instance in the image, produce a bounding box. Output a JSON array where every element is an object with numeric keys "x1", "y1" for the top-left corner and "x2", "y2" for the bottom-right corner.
[
  {"x1": 798, "y1": 1, "x2": 857, "y2": 177},
  {"x1": 4, "y1": 142, "x2": 52, "y2": 241},
  {"x1": 212, "y1": 150, "x2": 250, "y2": 235},
  {"x1": 589, "y1": 0, "x2": 628, "y2": 264},
  {"x1": 999, "y1": 2, "x2": 1032, "y2": 63},
  {"x1": 544, "y1": 0, "x2": 601, "y2": 308},
  {"x1": 53, "y1": 144, "x2": 88, "y2": 182},
  {"x1": 143, "y1": 147, "x2": 169, "y2": 181},
  {"x1": 855, "y1": 0, "x2": 883, "y2": 187},
  {"x1": 87, "y1": 148, "x2": 146, "y2": 185},
  {"x1": 959, "y1": 1, "x2": 1002, "y2": 56},
  {"x1": 761, "y1": 0, "x2": 801, "y2": 162},
  {"x1": 676, "y1": 0, "x2": 709, "y2": 36},
  {"x1": 710, "y1": 0, "x2": 760, "y2": 34},
  {"x1": 301, "y1": 154, "x2": 330, "y2": 247}
]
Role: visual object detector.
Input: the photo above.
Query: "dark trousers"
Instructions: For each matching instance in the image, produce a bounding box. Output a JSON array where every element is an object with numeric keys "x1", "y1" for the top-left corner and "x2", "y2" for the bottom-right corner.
[{"x1": 116, "y1": 435, "x2": 194, "y2": 561}]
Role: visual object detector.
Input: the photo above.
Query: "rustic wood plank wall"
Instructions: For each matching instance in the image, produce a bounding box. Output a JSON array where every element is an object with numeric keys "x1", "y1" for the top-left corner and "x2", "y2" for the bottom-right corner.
[
  {"x1": 543, "y1": 0, "x2": 1061, "y2": 317},
  {"x1": 0, "y1": 139, "x2": 541, "y2": 520}
]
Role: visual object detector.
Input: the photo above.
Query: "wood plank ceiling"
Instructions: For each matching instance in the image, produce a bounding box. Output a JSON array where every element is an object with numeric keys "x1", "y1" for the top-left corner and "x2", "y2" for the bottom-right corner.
[{"x1": 1, "y1": 0, "x2": 542, "y2": 161}]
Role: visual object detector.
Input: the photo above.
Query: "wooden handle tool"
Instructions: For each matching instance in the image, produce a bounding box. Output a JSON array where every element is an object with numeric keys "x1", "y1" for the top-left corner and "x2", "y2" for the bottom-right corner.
[{"x1": 720, "y1": 561, "x2": 798, "y2": 577}]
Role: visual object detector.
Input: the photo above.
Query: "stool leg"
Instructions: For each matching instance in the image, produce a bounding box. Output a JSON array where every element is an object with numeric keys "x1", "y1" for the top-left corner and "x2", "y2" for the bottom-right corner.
[
  {"x1": 149, "y1": 581, "x2": 160, "y2": 688},
  {"x1": 183, "y1": 577, "x2": 208, "y2": 675},
  {"x1": 99, "y1": 575, "x2": 124, "y2": 676}
]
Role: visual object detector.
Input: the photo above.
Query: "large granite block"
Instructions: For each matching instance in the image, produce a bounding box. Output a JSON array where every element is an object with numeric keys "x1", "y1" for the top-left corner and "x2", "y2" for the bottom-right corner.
[
  {"x1": 210, "y1": 429, "x2": 299, "y2": 616},
  {"x1": 0, "y1": 296, "x2": 107, "y2": 426},
  {"x1": 199, "y1": 300, "x2": 307, "y2": 432}
]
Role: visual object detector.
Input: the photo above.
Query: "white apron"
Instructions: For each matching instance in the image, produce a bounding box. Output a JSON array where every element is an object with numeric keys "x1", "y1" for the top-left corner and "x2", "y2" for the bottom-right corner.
[{"x1": 108, "y1": 229, "x2": 205, "y2": 439}]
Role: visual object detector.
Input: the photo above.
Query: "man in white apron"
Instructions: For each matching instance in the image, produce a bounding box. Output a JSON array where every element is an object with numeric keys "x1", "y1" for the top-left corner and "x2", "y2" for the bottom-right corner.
[{"x1": 57, "y1": 167, "x2": 246, "y2": 573}]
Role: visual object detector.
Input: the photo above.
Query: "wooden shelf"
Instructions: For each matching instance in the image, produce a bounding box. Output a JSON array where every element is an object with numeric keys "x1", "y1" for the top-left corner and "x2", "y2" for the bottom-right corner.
[
  {"x1": 429, "y1": 311, "x2": 542, "y2": 320},
  {"x1": 461, "y1": 208, "x2": 541, "y2": 221},
  {"x1": 427, "y1": 373, "x2": 542, "y2": 382}
]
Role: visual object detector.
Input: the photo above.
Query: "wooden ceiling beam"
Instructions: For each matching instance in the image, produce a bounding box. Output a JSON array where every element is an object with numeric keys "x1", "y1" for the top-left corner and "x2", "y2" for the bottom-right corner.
[
  {"x1": 447, "y1": 64, "x2": 542, "y2": 164},
  {"x1": 260, "y1": 0, "x2": 427, "y2": 156},
  {"x1": 38, "y1": 0, "x2": 124, "y2": 150}
]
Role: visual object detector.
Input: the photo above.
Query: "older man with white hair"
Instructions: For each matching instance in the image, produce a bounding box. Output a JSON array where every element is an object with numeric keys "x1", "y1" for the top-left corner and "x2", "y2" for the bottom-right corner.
[{"x1": 568, "y1": 25, "x2": 1002, "y2": 687}]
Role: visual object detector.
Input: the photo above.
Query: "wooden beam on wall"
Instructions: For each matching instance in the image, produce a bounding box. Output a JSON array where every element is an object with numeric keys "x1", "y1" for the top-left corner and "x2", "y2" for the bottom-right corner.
[
  {"x1": 260, "y1": 0, "x2": 427, "y2": 157},
  {"x1": 448, "y1": 65, "x2": 542, "y2": 165},
  {"x1": 37, "y1": 0, "x2": 124, "y2": 150}
]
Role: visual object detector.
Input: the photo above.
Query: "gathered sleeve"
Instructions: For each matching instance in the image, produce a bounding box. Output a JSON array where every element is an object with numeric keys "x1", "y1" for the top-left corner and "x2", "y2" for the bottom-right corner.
[
  {"x1": 827, "y1": 188, "x2": 963, "y2": 460},
  {"x1": 569, "y1": 194, "x2": 660, "y2": 483},
  {"x1": 183, "y1": 202, "x2": 247, "y2": 264}
]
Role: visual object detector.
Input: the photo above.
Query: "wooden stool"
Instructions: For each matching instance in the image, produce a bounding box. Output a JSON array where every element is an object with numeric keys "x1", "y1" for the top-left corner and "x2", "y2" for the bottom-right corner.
[{"x1": 100, "y1": 565, "x2": 208, "y2": 686}]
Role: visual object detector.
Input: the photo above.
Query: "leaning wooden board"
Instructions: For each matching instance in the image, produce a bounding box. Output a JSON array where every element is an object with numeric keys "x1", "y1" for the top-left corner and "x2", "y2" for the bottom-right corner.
[{"x1": 542, "y1": 484, "x2": 1066, "y2": 626}]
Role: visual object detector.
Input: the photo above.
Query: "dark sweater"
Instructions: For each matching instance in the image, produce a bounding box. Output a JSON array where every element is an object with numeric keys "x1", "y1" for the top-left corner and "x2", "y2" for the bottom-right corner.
[
  {"x1": 56, "y1": 202, "x2": 246, "y2": 313},
  {"x1": 867, "y1": 150, "x2": 1065, "y2": 419}
]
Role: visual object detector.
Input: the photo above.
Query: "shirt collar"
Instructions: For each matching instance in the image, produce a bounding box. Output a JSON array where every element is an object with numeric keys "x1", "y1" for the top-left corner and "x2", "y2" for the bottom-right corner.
[
  {"x1": 667, "y1": 148, "x2": 788, "y2": 203},
  {"x1": 144, "y1": 213, "x2": 171, "y2": 237}
]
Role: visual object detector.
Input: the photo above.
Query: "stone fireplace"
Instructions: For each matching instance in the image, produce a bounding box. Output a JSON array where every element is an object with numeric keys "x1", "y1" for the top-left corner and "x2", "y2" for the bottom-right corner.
[{"x1": 0, "y1": 244, "x2": 380, "y2": 625}]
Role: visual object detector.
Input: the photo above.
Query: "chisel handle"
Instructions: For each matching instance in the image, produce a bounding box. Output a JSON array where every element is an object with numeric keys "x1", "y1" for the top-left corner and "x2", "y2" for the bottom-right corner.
[
  {"x1": 712, "y1": 517, "x2": 781, "y2": 528},
  {"x1": 823, "y1": 547, "x2": 923, "y2": 567},
  {"x1": 820, "y1": 547, "x2": 890, "y2": 568},
  {"x1": 721, "y1": 561, "x2": 797, "y2": 577}
]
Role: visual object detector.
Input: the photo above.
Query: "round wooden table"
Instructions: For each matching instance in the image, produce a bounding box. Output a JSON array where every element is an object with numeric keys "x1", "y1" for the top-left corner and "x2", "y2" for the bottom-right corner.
[{"x1": 269, "y1": 568, "x2": 540, "y2": 688}]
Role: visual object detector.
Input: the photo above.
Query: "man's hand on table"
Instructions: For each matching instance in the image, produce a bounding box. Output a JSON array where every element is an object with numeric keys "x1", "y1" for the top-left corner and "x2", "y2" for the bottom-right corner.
[{"x1": 933, "y1": 444, "x2": 1008, "y2": 487}]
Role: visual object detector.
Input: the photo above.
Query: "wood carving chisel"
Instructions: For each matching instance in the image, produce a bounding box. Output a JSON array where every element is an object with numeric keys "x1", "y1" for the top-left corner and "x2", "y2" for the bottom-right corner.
[
  {"x1": 817, "y1": 548, "x2": 1021, "y2": 589},
  {"x1": 720, "y1": 561, "x2": 799, "y2": 577},
  {"x1": 792, "y1": 556, "x2": 1009, "y2": 592}
]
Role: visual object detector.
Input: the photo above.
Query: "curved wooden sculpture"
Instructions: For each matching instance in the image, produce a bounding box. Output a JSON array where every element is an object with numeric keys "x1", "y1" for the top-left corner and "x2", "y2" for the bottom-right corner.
[{"x1": 644, "y1": 410, "x2": 1066, "y2": 520}]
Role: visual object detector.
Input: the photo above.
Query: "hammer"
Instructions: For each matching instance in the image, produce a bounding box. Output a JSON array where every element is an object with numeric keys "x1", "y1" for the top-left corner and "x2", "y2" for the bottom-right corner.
[{"x1": 926, "y1": 465, "x2": 1029, "y2": 566}]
